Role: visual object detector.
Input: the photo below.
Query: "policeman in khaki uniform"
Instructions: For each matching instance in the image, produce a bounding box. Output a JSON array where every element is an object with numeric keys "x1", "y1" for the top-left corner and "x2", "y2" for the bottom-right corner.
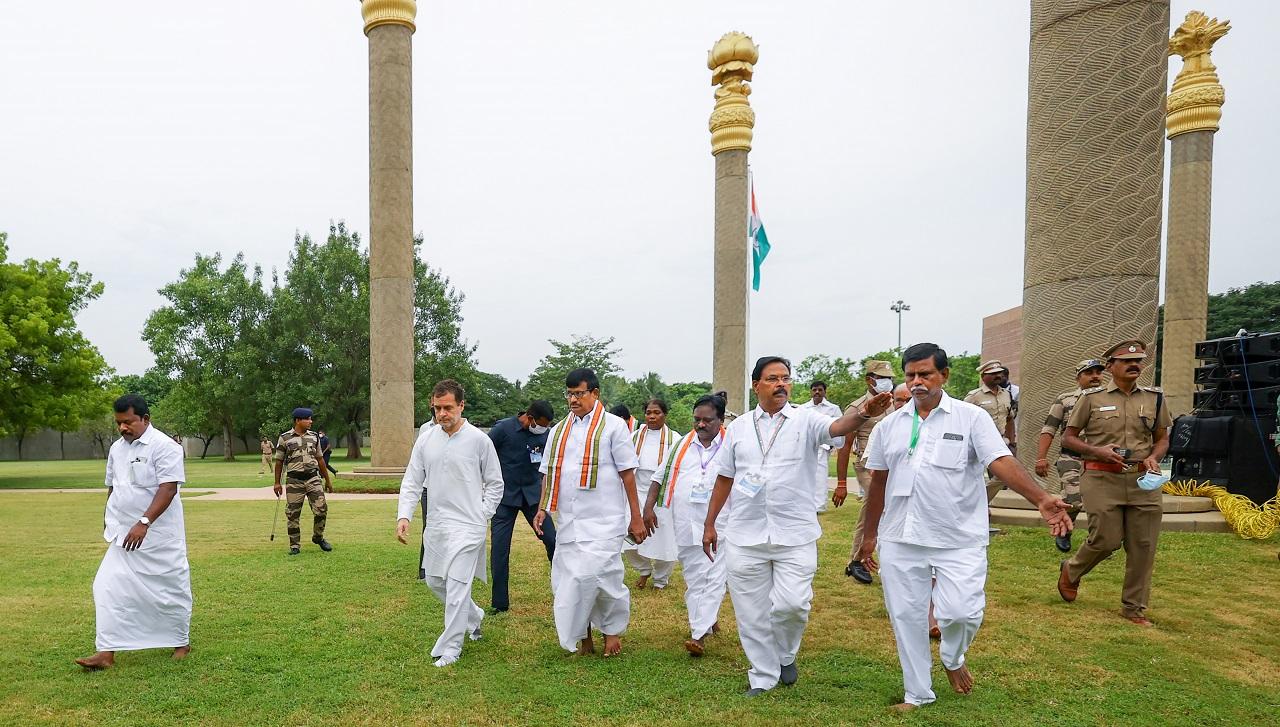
[
  {"x1": 834, "y1": 359, "x2": 896, "y2": 583},
  {"x1": 965, "y1": 360, "x2": 1016, "y2": 503},
  {"x1": 273, "y1": 407, "x2": 334, "y2": 555},
  {"x1": 1034, "y1": 359, "x2": 1106, "y2": 553},
  {"x1": 1056, "y1": 341, "x2": 1172, "y2": 627}
]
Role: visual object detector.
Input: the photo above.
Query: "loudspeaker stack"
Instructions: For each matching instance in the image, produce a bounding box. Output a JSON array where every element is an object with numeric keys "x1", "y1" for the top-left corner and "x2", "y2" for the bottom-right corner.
[{"x1": 1167, "y1": 331, "x2": 1280, "y2": 505}]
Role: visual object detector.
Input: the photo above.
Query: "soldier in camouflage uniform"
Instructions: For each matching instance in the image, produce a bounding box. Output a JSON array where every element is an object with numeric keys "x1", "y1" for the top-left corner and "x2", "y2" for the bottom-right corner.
[
  {"x1": 273, "y1": 407, "x2": 334, "y2": 555},
  {"x1": 1034, "y1": 359, "x2": 1106, "y2": 553}
]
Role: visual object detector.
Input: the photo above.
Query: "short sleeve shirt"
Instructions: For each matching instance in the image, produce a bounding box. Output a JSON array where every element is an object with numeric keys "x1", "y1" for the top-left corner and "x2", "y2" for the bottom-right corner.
[
  {"x1": 1066, "y1": 384, "x2": 1172, "y2": 461},
  {"x1": 274, "y1": 429, "x2": 324, "y2": 475}
]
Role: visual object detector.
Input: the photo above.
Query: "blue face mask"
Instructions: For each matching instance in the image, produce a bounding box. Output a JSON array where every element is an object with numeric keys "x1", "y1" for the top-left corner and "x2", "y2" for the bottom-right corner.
[
  {"x1": 528, "y1": 424, "x2": 549, "y2": 435},
  {"x1": 1136, "y1": 472, "x2": 1170, "y2": 491}
]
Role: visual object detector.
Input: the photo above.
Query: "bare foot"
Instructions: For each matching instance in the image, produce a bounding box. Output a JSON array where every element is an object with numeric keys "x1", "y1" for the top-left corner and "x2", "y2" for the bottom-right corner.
[
  {"x1": 577, "y1": 632, "x2": 596, "y2": 656},
  {"x1": 602, "y1": 634, "x2": 622, "y2": 657},
  {"x1": 945, "y1": 664, "x2": 974, "y2": 694},
  {"x1": 75, "y1": 651, "x2": 114, "y2": 670},
  {"x1": 634, "y1": 575, "x2": 649, "y2": 590},
  {"x1": 889, "y1": 703, "x2": 918, "y2": 713},
  {"x1": 172, "y1": 645, "x2": 191, "y2": 660}
]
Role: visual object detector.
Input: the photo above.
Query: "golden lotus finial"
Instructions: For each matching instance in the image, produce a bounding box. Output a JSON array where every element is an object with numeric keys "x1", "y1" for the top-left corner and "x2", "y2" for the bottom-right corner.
[
  {"x1": 1166, "y1": 11, "x2": 1229, "y2": 138},
  {"x1": 707, "y1": 32, "x2": 759, "y2": 155}
]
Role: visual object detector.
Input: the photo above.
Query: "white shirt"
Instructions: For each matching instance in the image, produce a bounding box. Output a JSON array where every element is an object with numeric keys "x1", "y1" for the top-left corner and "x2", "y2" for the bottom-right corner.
[
  {"x1": 865, "y1": 392, "x2": 1011, "y2": 549},
  {"x1": 104, "y1": 423, "x2": 186, "y2": 545},
  {"x1": 800, "y1": 397, "x2": 844, "y2": 450},
  {"x1": 714, "y1": 404, "x2": 836, "y2": 547},
  {"x1": 653, "y1": 430, "x2": 730, "y2": 548},
  {"x1": 397, "y1": 421, "x2": 503, "y2": 527},
  {"x1": 539, "y1": 408, "x2": 640, "y2": 543}
]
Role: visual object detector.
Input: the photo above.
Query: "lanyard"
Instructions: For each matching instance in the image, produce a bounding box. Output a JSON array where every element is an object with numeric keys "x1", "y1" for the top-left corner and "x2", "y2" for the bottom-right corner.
[
  {"x1": 696, "y1": 438, "x2": 723, "y2": 470},
  {"x1": 907, "y1": 409, "x2": 921, "y2": 457},
  {"x1": 754, "y1": 411, "x2": 789, "y2": 463}
]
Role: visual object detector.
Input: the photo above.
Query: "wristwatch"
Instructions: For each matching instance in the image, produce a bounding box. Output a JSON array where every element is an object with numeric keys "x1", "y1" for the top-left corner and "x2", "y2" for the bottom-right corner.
[{"x1": 138, "y1": 516, "x2": 151, "y2": 526}]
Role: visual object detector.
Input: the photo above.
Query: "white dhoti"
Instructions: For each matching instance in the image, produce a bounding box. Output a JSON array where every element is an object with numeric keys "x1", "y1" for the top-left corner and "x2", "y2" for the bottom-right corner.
[
  {"x1": 421, "y1": 528, "x2": 487, "y2": 660},
  {"x1": 678, "y1": 544, "x2": 728, "y2": 639},
  {"x1": 93, "y1": 539, "x2": 192, "y2": 651},
  {"x1": 624, "y1": 479, "x2": 677, "y2": 587},
  {"x1": 725, "y1": 540, "x2": 818, "y2": 690},
  {"x1": 813, "y1": 451, "x2": 831, "y2": 512},
  {"x1": 551, "y1": 536, "x2": 629, "y2": 651},
  {"x1": 879, "y1": 540, "x2": 987, "y2": 706}
]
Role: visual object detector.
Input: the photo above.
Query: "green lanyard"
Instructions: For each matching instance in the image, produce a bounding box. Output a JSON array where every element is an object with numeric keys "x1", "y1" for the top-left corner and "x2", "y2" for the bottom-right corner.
[{"x1": 907, "y1": 409, "x2": 921, "y2": 457}]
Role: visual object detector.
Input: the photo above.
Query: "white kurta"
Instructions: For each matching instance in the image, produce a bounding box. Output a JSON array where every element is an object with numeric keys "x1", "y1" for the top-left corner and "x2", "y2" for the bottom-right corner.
[
  {"x1": 539, "y1": 406, "x2": 639, "y2": 650},
  {"x1": 629, "y1": 425, "x2": 678, "y2": 565},
  {"x1": 865, "y1": 392, "x2": 1010, "y2": 705},
  {"x1": 95, "y1": 424, "x2": 190, "y2": 652},
  {"x1": 397, "y1": 421, "x2": 503, "y2": 660},
  {"x1": 713, "y1": 404, "x2": 836, "y2": 690},
  {"x1": 799, "y1": 398, "x2": 842, "y2": 511},
  {"x1": 654, "y1": 430, "x2": 731, "y2": 638}
]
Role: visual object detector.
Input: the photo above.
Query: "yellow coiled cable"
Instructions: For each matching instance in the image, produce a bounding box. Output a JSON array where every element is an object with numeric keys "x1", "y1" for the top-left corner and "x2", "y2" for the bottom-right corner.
[{"x1": 1163, "y1": 479, "x2": 1280, "y2": 540}]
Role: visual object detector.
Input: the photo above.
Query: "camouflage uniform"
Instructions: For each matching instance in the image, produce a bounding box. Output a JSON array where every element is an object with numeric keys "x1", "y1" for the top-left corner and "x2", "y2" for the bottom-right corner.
[
  {"x1": 1041, "y1": 388, "x2": 1086, "y2": 514},
  {"x1": 274, "y1": 429, "x2": 328, "y2": 547}
]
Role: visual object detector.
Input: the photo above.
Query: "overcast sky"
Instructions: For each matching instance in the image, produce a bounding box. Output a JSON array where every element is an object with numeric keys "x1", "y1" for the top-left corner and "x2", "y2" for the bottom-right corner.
[{"x1": 2, "y1": 1, "x2": 1277, "y2": 385}]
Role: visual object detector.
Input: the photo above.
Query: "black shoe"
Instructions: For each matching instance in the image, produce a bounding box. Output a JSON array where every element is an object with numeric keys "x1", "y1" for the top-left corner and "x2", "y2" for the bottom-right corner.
[
  {"x1": 1055, "y1": 532, "x2": 1073, "y2": 553},
  {"x1": 288, "y1": 546, "x2": 300, "y2": 556},
  {"x1": 313, "y1": 537, "x2": 333, "y2": 552},
  {"x1": 779, "y1": 661, "x2": 798, "y2": 686},
  {"x1": 847, "y1": 561, "x2": 874, "y2": 585},
  {"x1": 418, "y1": 569, "x2": 426, "y2": 580},
  {"x1": 744, "y1": 687, "x2": 767, "y2": 697}
]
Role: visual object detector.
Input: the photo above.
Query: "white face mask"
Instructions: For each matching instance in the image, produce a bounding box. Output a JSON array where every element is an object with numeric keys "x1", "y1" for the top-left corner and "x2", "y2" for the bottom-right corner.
[
  {"x1": 528, "y1": 424, "x2": 549, "y2": 435},
  {"x1": 874, "y1": 378, "x2": 894, "y2": 394}
]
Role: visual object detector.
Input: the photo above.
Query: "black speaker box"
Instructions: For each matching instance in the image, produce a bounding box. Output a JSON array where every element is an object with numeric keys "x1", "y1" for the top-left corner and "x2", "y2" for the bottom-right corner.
[
  {"x1": 1195, "y1": 332, "x2": 1280, "y2": 362},
  {"x1": 1194, "y1": 360, "x2": 1280, "y2": 388},
  {"x1": 1193, "y1": 385, "x2": 1280, "y2": 412},
  {"x1": 1170, "y1": 413, "x2": 1279, "y2": 505},
  {"x1": 1168, "y1": 415, "x2": 1232, "y2": 457}
]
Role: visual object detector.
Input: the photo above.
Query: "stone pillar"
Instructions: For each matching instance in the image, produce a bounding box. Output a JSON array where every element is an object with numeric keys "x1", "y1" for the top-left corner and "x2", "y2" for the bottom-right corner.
[
  {"x1": 1162, "y1": 11, "x2": 1229, "y2": 417},
  {"x1": 363, "y1": 0, "x2": 416, "y2": 472},
  {"x1": 708, "y1": 32, "x2": 758, "y2": 417},
  {"x1": 1017, "y1": 0, "x2": 1170, "y2": 467}
]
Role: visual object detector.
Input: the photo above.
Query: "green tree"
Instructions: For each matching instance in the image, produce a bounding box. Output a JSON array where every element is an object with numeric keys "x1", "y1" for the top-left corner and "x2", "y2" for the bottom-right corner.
[
  {"x1": 151, "y1": 382, "x2": 222, "y2": 458},
  {"x1": 111, "y1": 370, "x2": 174, "y2": 409},
  {"x1": 944, "y1": 352, "x2": 981, "y2": 399},
  {"x1": 0, "y1": 232, "x2": 115, "y2": 458},
  {"x1": 663, "y1": 380, "x2": 713, "y2": 433},
  {"x1": 525, "y1": 335, "x2": 622, "y2": 417},
  {"x1": 143, "y1": 253, "x2": 270, "y2": 461},
  {"x1": 458, "y1": 370, "x2": 523, "y2": 427},
  {"x1": 1155, "y1": 280, "x2": 1280, "y2": 382}
]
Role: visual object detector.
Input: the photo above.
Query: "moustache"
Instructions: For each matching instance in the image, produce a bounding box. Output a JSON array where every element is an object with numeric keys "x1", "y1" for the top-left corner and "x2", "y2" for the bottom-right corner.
[
  {"x1": 773, "y1": 387, "x2": 787, "y2": 396},
  {"x1": 910, "y1": 385, "x2": 929, "y2": 394}
]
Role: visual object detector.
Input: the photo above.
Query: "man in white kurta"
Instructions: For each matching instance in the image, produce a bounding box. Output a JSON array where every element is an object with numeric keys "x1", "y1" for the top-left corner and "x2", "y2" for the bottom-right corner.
[
  {"x1": 703, "y1": 357, "x2": 891, "y2": 694},
  {"x1": 532, "y1": 368, "x2": 647, "y2": 657},
  {"x1": 645, "y1": 394, "x2": 730, "y2": 656},
  {"x1": 799, "y1": 381, "x2": 843, "y2": 512},
  {"x1": 77, "y1": 395, "x2": 190, "y2": 670},
  {"x1": 625, "y1": 402, "x2": 678, "y2": 589},
  {"x1": 397, "y1": 382, "x2": 504, "y2": 667},
  {"x1": 857, "y1": 343, "x2": 1072, "y2": 712}
]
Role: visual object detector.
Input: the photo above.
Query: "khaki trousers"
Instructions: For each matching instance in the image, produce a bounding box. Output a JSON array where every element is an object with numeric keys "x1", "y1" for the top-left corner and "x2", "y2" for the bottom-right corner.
[
  {"x1": 1065, "y1": 470, "x2": 1162, "y2": 618},
  {"x1": 849, "y1": 464, "x2": 874, "y2": 558}
]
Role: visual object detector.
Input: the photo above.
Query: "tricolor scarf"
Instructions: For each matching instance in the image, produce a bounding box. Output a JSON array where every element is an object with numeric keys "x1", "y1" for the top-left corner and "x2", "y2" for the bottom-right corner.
[
  {"x1": 541, "y1": 401, "x2": 608, "y2": 512},
  {"x1": 632, "y1": 424, "x2": 675, "y2": 466},
  {"x1": 656, "y1": 428, "x2": 726, "y2": 507}
]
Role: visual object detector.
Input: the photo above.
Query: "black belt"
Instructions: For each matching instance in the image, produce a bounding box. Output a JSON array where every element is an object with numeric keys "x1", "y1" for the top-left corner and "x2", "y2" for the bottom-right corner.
[
  {"x1": 286, "y1": 469, "x2": 319, "y2": 481},
  {"x1": 1060, "y1": 448, "x2": 1083, "y2": 459}
]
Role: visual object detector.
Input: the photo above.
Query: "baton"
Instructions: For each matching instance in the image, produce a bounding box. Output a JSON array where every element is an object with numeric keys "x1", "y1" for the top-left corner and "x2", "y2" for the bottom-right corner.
[{"x1": 269, "y1": 493, "x2": 281, "y2": 541}]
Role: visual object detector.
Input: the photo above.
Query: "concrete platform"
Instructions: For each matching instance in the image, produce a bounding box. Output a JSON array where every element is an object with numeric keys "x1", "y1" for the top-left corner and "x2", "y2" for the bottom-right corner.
[{"x1": 989, "y1": 490, "x2": 1231, "y2": 533}]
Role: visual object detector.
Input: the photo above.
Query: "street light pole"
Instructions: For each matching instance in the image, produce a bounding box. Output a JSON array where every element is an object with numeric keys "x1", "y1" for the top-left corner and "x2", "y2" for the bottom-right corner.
[{"x1": 890, "y1": 300, "x2": 910, "y2": 350}]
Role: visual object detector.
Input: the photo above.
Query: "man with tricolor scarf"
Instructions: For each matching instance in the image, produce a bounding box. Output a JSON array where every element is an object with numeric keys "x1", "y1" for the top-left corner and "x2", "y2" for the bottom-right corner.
[
  {"x1": 533, "y1": 368, "x2": 648, "y2": 657},
  {"x1": 703, "y1": 356, "x2": 894, "y2": 695},
  {"x1": 625, "y1": 398, "x2": 679, "y2": 589},
  {"x1": 645, "y1": 393, "x2": 731, "y2": 657}
]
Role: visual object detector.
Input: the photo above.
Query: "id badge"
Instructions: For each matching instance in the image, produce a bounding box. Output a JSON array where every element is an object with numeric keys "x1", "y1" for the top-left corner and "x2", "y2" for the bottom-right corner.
[
  {"x1": 734, "y1": 469, "x2": 766, "y2": 498},
  {"x1": 689, "y1": 484, "x2": 711, "y2": 504},
  {"x1": 529, "y1": 449, "x2": 543, "y2": 463}
]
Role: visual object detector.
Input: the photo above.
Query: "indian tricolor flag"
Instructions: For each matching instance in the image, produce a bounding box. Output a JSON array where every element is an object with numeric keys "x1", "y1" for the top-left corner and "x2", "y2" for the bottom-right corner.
[{"x1": 749, "y1": 176, "x2": 770, "y2": 292}]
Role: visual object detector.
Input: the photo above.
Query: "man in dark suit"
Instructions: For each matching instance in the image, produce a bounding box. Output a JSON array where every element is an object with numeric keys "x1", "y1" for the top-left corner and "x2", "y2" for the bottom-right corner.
[{"x1": 488, "y1": 400, "x2": 557, "y2": 613}]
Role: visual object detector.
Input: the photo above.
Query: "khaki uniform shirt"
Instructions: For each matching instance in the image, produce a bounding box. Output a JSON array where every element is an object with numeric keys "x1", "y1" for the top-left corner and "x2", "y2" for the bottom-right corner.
[
  {"x1": 844, "y1": 392, "x2": 889, "y2": 453},
  {"x1": 1041, "y1": 388, "x2": 1086, "y2": 459},
  {"x1": 964, "y1": 384, "x2": 1013, "y2": 443},
  {"x1": 273, "y1": 429, "x2": 324, "y2": 478},
  {"x1": 260, "y1": 440, "x2": 273, "y2": 456},
  {"x1": 1066, "y1": 383, "x2": 1173, "y2": 462}
]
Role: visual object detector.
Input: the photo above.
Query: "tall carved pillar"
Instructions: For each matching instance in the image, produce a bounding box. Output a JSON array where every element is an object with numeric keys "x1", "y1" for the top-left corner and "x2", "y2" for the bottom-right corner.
[
  {"x1": 362, "y1": 0, "x2": 416, "y2": 473},
  {"x1": 1162, "y1": 11, "x2": 1229, "y2": 417},
  {"x1": 708, "y1": 32, "x2": 757, "y2": 416},
  {"x1": 1018, "y1": 1, "x2": 1171, "y2": 466}
]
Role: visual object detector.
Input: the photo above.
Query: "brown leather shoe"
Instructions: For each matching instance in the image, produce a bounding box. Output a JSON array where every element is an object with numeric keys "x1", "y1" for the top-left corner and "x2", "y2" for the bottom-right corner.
[
  {"x1": 1057, "y1": 560, "x2": 1078, "y2": 602},
  {"x1": 1122, "y1": 612, "x2": 1154, "y2": 628},
  {"x1": 684, "y1": 638, "x2": 705, "y2": 657}
]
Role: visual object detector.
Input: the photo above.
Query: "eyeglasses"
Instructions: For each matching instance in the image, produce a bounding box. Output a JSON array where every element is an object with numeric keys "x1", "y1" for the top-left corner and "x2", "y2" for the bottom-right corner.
[
  {"x1": 564, "y1": 390, "x2": 594, "y2": 400},
  {"x1": 761, "y1": 376, "x2": 792, "y2": 385}
]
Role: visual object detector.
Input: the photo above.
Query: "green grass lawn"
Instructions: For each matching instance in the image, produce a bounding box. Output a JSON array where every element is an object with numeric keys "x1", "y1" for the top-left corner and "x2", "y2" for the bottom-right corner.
[
  {"x1": 0, "y1": 457, "x2": 372, "y2": 490},
  {"x1": 1, "y1": 493, "x2": 1277, "y2": 726}
]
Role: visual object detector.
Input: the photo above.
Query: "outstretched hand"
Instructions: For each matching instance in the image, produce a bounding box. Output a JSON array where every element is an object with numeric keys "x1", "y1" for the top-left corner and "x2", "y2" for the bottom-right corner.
[
  {"x1": 861, "y1": 391, "x2": 893, "y2": 418},
  {"x1": 1038, "y1": 496, "x2": 1074, "y2": 536}
]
